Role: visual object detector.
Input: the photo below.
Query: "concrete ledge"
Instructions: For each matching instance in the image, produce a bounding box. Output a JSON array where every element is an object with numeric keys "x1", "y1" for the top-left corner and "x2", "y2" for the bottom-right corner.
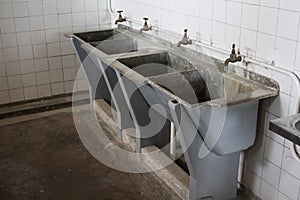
[
  {"x1": 94, "y1": 99, "x2": 118, "y2": 137},
  {"x1": 141, "y1": 146, "x2": 189, "y2": 200},
  {"x1": 0, "y1": 92, "x2": 89, "y2": 120},
  {"x1": 94, "y1": 100, "x2": 189, "y2": 199},
  {"x1": 94, "y1": 100, "x2": 137, "y2": 151},
  {"x1": 122, "y1": 128, "x2": 136, "y2": 152}
]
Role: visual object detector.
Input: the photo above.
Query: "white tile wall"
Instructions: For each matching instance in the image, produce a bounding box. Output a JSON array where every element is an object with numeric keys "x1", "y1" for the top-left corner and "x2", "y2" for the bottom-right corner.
[
  {"x1": 112, "y1": 0, "x2": 300, "y2": 199},
  {"x1": 262, "y1": 159, "x2": 281, "y2": 187},
  {"x1": 0, "y1": 0, "x2": 110, "y2": 103},
  {"x1": 279, "y1": 170, "x2": 300, "y2": 200},
  {"x1": 260, "y1": 180, "x2": 279, "y2": 200}
]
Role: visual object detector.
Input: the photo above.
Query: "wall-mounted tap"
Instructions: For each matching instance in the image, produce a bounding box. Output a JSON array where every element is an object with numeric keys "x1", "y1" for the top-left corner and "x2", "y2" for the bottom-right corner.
[
  {"x1": 140, "y1": 18, "x2": 152, "y2": 33},
  {"x1": 224, "y1": 44, "x2": 242, "y2": 66},
  {"x1": 177, "y1": 29, "x2": 192, "y2": 47},
  {"x1": 115, "y1": 10, "x2": 126, "y2": 24}
]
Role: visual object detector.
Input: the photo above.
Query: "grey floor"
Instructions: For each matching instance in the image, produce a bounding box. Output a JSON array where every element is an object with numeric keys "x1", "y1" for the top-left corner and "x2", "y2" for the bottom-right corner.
[
  {"x1": 0, "y1": 102, "x2": 255, "y2": 200},
  {"x1": 0, "y1": 107, "x2": 180, "y2": 200}
]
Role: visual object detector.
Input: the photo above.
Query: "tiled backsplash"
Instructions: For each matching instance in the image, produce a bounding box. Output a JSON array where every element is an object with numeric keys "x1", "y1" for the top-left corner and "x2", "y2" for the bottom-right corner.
[
  {"x1": 0, "y1": 0, "x2": 111, "y2": 104},
  {"x1": 113, "y1": 0, "x2": 300, "y2": 75},
  {"x1": 110, "y1": 0, "x2": 300, "y2": 199}
]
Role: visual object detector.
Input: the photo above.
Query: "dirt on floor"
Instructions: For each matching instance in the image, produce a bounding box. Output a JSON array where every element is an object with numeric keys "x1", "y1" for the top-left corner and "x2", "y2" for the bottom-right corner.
[{"x1": 0, "y1": 108, "x2": 180, "y2": 200}]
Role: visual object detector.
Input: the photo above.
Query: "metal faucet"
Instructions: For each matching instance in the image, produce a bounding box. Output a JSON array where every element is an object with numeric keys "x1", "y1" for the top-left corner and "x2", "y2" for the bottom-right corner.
[
  {"x1": 177, "y1": 29, "x2": 192, "y2": 47},
  {"x1": 224, "y1": 44, "x2": 242, "y2": 66},
  {"x1": 115, "y1": 10, "x2": 126, "y2": 24},
  {"x1": 140, "y1": 18, "x2": 152, "y2": 33}
]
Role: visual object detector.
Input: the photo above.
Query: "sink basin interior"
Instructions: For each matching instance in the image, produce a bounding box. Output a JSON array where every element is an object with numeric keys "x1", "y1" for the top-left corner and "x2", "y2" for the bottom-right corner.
[
  {"x1": 149, "y1": 69, "x2": 214, "y2": 105},
  {"x1": 95, "y1": 38, "x2": 138, "y2": 55},
  {"x1": 148, "y1": 69, "x2": 259, "y2": 105},
  {"x1": 117, "y1": 52, "x2": 195, "y2": 77},
  {"x1": 74, "y1": 29, "x2": 128, "y2": 44},
  {"x1": 75, "y1": 29, "x2": 140, "y2": 55}
]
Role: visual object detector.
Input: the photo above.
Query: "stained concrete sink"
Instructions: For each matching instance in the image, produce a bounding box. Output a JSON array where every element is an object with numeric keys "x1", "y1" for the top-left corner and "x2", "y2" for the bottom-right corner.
[
  {"x1": 74, "y1": 29, "x2": 138, "y2": 55},
  {"x1": 74, "y1": 29, "x2": 128, "y2": 44},
  {"x1": 147, "y1": 69, "x2": 212, "y2": 105},
  {"x1": 69, "y1": 25, "x2": 279, "y2": 200},
  {"x1": 95, "y1": 38, "x2": 138, "y2": 55},
  {"x1": 270, "y1": 114, "x2": 300, "y2": 145},
  {"x1": 117, "y1": 51, "x2": 195, "y2": 77}
]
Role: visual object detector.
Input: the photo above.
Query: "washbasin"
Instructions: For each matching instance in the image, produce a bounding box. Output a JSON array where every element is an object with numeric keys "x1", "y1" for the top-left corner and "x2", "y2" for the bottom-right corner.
[
  {"x1": 95, "y1": 38, "x2": 138, "y2": 55},
  {"x1": 74, "y1": 29, "x2": 128, "y2": 44},
  {"x1": 269, "y1": 114, "x2": 300, "y2": 145},
  {"x1": 148, "y1": 69, "x2": 212, "y2": 105},
  {"x1": 144, "y1": 68, "x2": 257, "y2": 108},
  {"x1": 117, "y1": 51, "x2": 195, "y2": 77},
  {"x1": 74, "y1": 29, "x2": 139, "y2": 55},
  {"x1": 70, "y1": 25, "x2": 280, "y2": 200}
]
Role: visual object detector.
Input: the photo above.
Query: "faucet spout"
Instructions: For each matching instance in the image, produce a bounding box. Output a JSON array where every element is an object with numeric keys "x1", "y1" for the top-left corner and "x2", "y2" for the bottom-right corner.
[
  {"x1": 177, "y1": 29, "x2": 192, "y2": 47},
  {"x1": 115, "y1": 10, "x2": 126, "y2": 24},
  {"x1": 140, "y1": 17, "x2": 152, "y2": 33},
  {"x1": 224, "y1": 44, "x2": 242, "y2": 66}
]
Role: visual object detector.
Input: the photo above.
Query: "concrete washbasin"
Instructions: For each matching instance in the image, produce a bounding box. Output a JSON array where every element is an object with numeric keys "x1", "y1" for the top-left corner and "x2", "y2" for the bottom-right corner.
[
  {"x1": 95, "y1": 38, "x2": 138, "y2": 55},
  {"x1": 70, "y1": 25, "x2": 279, "y2": 200},
  {"x1": 269, "y1": 114, "x2": 300, "y2": 145},
  {"x1": 117, "y1": 51, "x2": 195, "y2": 77},
  {"x1": 70, "y1": 28, "x2": 140, "y2": 114},
  {"x1": 74, "y1": 29, "x2": 138, "y2": 55},
  {"x1": 74, "y1": 29, "x2": 128, "y2": 44}
]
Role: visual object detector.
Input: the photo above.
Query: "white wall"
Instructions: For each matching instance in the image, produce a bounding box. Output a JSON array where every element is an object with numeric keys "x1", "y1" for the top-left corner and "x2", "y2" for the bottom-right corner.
[
  {"x1": 111, "y1": 0, "x2": 300, "y2": 199},
  {"x1": 0, "y1": 0, "x2": 110, "y2": 104}
]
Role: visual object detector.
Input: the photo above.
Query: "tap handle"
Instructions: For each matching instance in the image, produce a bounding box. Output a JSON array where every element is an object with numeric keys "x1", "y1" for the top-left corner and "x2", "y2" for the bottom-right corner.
[
  {"x1": 117, "y1": 10, "x2": 123, "y2": 14},
  {"x1": 184, "y1": 29, "x2": 188, "y2": 33},
  {"x1": 231, "y1": 43, "x2": 236, "y2": 54},
  {"x1": 143, "y1": 17, "x2": 149, "y2": 21}
]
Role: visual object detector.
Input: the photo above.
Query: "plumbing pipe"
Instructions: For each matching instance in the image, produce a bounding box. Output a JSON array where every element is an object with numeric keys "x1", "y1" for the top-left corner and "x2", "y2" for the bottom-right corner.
[
  {"x1": 106, "y1": 0, "x2": 300, "y2": 161},
  {"x1": 107, "y1": 0, "x2": 113, "y2": 14},
  {"x1": 170, "y1": 122, "x2": 176, "y2": 160}
]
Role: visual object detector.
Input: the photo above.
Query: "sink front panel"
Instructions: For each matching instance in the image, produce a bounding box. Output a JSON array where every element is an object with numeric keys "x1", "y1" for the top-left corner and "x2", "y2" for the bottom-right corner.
[{"x1": 71, "y1": 37, "x2": 112, "y2": 104}]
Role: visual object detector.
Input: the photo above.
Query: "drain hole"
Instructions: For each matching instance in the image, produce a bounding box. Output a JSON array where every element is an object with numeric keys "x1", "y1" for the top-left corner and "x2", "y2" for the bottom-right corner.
[{"x1": 171, "y1": 99, "x2": 178, "y2": 104}]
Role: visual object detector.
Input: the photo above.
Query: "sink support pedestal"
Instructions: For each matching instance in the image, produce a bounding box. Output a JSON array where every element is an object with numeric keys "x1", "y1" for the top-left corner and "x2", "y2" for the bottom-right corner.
[
  {"x1": 169, "y1": 101, "x2": 241, "y2": 200},
  {"x1": 115, "y1": 71, "x2": 171, "y2": 154}
]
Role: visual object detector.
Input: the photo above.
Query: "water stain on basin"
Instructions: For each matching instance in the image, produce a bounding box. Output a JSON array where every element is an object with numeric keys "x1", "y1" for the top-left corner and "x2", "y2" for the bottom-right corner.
[{"x1": 149, "y1": 70, "x2": 212, "y2": 105}]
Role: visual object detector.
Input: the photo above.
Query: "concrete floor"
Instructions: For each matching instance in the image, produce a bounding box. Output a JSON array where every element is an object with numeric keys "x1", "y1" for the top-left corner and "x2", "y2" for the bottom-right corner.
[{"x1": 0, "y1": 107, "x2": 180, "y2": 200}]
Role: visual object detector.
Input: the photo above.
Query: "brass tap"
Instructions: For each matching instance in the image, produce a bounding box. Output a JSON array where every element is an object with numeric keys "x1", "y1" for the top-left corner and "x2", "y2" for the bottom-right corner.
[
  {"x1": 177, "y1": 29, "x2": 192, "y2": 47},
  {"x1": 115, "y1": 10, "x2": 126, "y2": 24},
  {"x1": 224, "y1": 44, "x2": 242, "y2": 66},
  {"x1": 140, "y1": 17, "x2": 152, "y2": 33}
]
